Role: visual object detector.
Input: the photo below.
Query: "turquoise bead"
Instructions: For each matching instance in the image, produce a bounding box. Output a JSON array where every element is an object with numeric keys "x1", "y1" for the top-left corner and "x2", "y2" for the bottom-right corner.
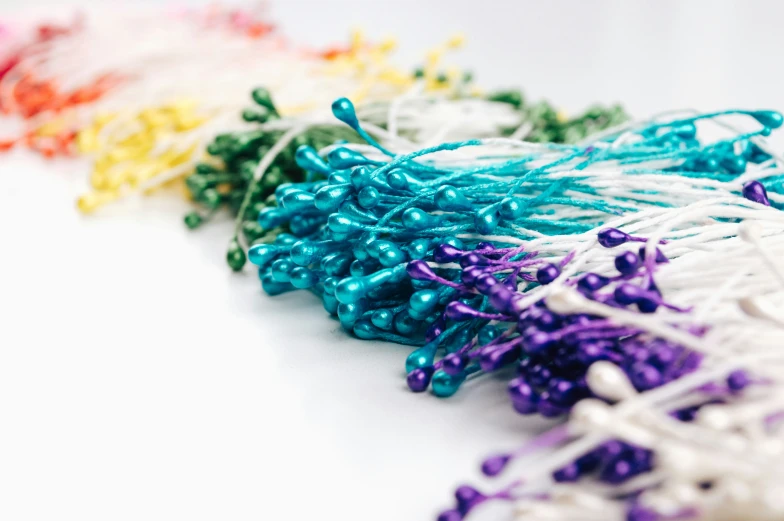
[
  {"x1": 435, "y1": 185, "x2": 472, "y2": 211},
  {"x1": 371, "y1": 309, "x2": 394, "y2": 330},
  {"x1": 322, "y1": 294, "x2": 338, "y2": 315},
  {"x1": 402, "y1": 208, "x2": 442, "y2": 231},
  {"x1": 314, "y1": 183, "x2": 353, "y2": 212},
  {"x1": 431, "y1": 370, "x2": 466, "y2": 398},
  {"x1": 290, "y1": 240, "x2": 335, "y2": 266},
  {"x1": 353, "y1": 319, "x2": 381, "y2": 340},
  {"x1": 357, "y1": 186, "x2": 380, "y2": 208},
  {"x1": 405, "y1": 344, "x2": 436, "y2": 373},
  {"x1": 322, "y1": 277, "x2": 338, "y2": 295},
  {"x1": 394, "y1": 312, "x2": 418, "y2": 335},
  {"x1": 257, "y1": 207, "x2": 291, "y2": 230},
  {"x1": 289, "y1": 267, "x2": 318, "y2": 289},
  {"x1": 331, "y1": 97, "x2": 360, "y2": 129},
  {"x1": 248, "y1": 244, "x2": 280, "y2": 267},
  {"x1": 321, "y1": 251, "x2": 353, "y2": 276},
  {"x1": 280, "y1": 190, "x2": 316, "y2": 211},
  {"x1": 289, "y1": 215, "x2": 323, "y2": 237},
  {"x1": 386, "y1": 169, "x2": 422, "y2": 191},
  {"x1": 327, "y1": 214, "x2": 365, "y2": 236},
  {"x1": 409, "y1": 289, "x2": 440, "y2": 319},
  {"x1": 270, "y1": 258, "x2": 295, "y2": 283},
  {"x1": 475, "y1": 204, "x2": 501, "y2": 234},
  {"x1": 752, "y1": 110, "x2": 783, "y2": 129},
  {"x1": 404, "y1": 239, "x2": 431, "y2": 259},
  {"x1": 478, "y1": 325, "x2": 501, "y2": 345},
  {"x1": 338, "y1": 301, "x2": 364, "y2": 329},
  {"x1": 327, "y1": 147, "x2": 373, "y2": 169},
  {"x1": 261, "y1": 273, "x2": 292, "y2": 296},
  {"x1": 294, "y1": 145, "x2": 332, "y2": 175}
]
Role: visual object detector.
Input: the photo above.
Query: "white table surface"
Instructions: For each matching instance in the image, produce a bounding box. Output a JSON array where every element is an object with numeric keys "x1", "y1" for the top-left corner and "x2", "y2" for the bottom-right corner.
[{"x1": 2, "y1": 1, "x2": 784, "y2": 520}]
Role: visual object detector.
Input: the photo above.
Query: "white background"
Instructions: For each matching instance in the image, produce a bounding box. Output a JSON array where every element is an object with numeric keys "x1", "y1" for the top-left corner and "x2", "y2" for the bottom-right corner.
[{"x1": 1, "y1": 1, "x2": 784, "y2": 520}]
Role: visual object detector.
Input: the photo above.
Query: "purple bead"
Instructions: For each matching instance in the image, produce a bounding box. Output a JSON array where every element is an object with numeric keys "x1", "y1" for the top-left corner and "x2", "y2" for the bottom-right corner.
[
  {"x1": 648, "y1": 342, "x2": 678, "y2": 369},
  {"x1": 615, "y1": 251, "x2": 641, "y2": 276},
  {"x1": 638, "y1": 246, "x2": 669, "y2": 264},
  {"x1": 626, "y1": 505, "x2": 659, "y2": 521},
  {"x1": 508, "y1": 377, "x2": 534, "y2": 400},
  {"x1": 437, "y1": 509, "x2": 463, "y2": 521},
  {"x1": 629, "y1": 362, "x2": 662, "y2": 391},
  {"x1": 461, "y1": 266, "x2": 484, "y2": 286},
  {"x1": 455, "y1": 485, "x2": 484, "y2": 514},
  {"x1": 674, "y1": 406, "x2": 698, "y2": 422},
  {"x1": 598, "y1": 228, "x2": 630, "y2": 248},
  {"x1": 528, "y1": 363, "x2": 553, "y2": 388},
  {"x1": 537, "y1": 395, "x2": 568, "y2": 418},
  {"x1": 406, "y1": 259, "x2": 437, "y2": 281},
  {"x1": 536, "y1": 263, "x2": 561, "y2": 285},
  {"x1": 614, "y1": 283, "x2": 645, "y2": 305},
  {"x1": 481, "y1": 454, "x2": 511, "y2": 477},
  {"x1": 479, "y1": 343, "x2": 522, "y2": 372},
  {"x1": 433, "y1": 244, "x2": 464, "y2": 263},
  {"x1": 577, "y1": 273, "x2": 610, "y2": 292},
  {"x1": 445, "y1": 301, "x2": 482, "y2": 321},
  {"x1": 523, "y1": 330, "x2": 555, "y2": 354},
  {"x1": 533, "y1": 309, "x2": 560, "y2": 331},
  {"x1": 426, "y1": 319, "x2": 446, "y2": 343},
  {"x1": 599, "y1": 457, "x2": 633, "y2": 484},
  {"x1": 475, "y1": 273, "x2": 499, "y2": 292},
  {"x1": 576, "y1": 451, "x2": 602, "y2": 472},
  {"x1": 476, "y1": 241, "x2": 496, "y2": 251},
  {"x1": 443, "y1": 353, "x2": 468, "y2": 376},
  {"x1": 406, "y1": 367, "x2": 434, "y2": 392},
  {"x1": 727, "y1": 369, "x2": 751, "y2": 392},
  {"x1": 576, "y1": 341, "x2": 611, "y2": 365},
  {"x1": 460, "y1": 253, "x2": 489, "y2": 268},
  {"x1": 552, "y1": 462, "x2": 581, "y2": 483},
  {"x1": 742, "y1": 180, "x2": 771, "y2": 206},
  {"x1": 547, "y1": 378, "x2": 579, "y2": 407},
  {"x1": 598, "y1": 440, "x2": 627, "y2": 462}
]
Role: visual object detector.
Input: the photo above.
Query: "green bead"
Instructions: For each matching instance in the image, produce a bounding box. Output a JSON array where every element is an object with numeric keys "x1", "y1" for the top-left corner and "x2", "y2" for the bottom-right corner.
[
  {"x1": 242, "y1": 106, "x2": 270, "y2": 123},
  {"x1": 412, "y1": 67, "x2": 425, "y2": 78},
  {"x1": 195, "y1": 163, "x2": 219, "y2": 175},
  {"x1": 184, "y1": 211, "x2": 203, "y2": 230},
  {"x1": 226, "y1": 240, "x2": 246, "y2": 271},
  {"x1": 242, "y1": 221, "x2": 265, "y2": 243},
  {"x1": 487, "y1": 90, "x2": 524, "y2": 109},
  {"x1": 185, "y1": 174, "x2": 210, "y2": 195},
  {"x1": 206, "y1": 142, "x2": 223, "y2": 156},
  {"x1": 200, "y1": 188, "x2": 221, "y2": 209},
  {"x1": 251, "y1": 87, "x2": 277, "y2": 113},
  {"x1": 436, "y1": 72, "x2": 448, "y2": 84}
]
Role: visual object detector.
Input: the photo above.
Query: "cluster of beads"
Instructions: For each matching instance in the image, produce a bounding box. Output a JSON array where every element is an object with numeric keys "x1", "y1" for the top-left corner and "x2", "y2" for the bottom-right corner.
[
  {"x1": 0, "y1": 6, "x2": 276, "y2": 157},
  {"x1": 189, "y1": 89, "x2": 627, "y2": 271},
  {"x1": 438, "y1": 207, "x2": 784, "y2": 520},
  {"x1": 73, "y1": 28, "x2": 479, "y2": 214},
  {"x1": 246, "y1": 102, "x2": 782, "y2": 356}
]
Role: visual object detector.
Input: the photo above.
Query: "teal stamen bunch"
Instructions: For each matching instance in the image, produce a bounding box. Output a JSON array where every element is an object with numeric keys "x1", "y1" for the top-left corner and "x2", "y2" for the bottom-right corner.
[{"x1": 182, "y1": 86, "x2": 629, "y2": 271}]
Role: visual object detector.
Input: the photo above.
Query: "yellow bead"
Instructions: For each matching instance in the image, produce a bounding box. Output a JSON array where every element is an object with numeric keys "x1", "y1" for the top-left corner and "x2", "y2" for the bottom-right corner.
[
  {"x1": 447, "y1": 33, "x2": 466, "y2": 49},
  {"x1": 76, "y1": 129, "x2": 99, "y2": 153},
  {"x1": 174, "y1": 114, "x2": 206, "y2": 132},
  {"x1": 77, "y1": 190, "x2": 119, "y2": 214},
  {"x1": 90, "y1": 171, "x2": 109, "y2": 190}
]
